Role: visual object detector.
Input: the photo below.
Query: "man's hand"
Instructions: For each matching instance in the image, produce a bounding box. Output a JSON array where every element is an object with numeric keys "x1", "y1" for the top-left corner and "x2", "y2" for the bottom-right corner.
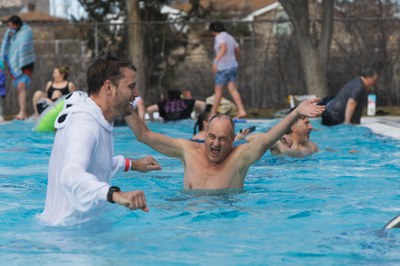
[
  {"x1": 296, "y1": 98, "x2": 325, "y2": 117},
  {"x1": 113, "y1": 190, "x2": 149, "y2": 212},
  {"x1": 212, "y1": 63, "x2": 218, "y2": 74},
  {"x1": 132, "y1": 155, "x2": 161, "y2": 172},
  {"x1": 234, "y1": 129, "x2": 250, "y2": 141}
]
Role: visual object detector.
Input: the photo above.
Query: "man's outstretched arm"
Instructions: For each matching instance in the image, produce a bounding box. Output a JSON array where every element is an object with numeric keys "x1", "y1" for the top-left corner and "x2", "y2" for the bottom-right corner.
[
  {"x1": 124, "y1": 112, "x2": 186, "y2": 159},
  {"x1": 131, "y1": 156, "x2": 162, "y2": 172},
  {"x1": 243, "y1": 98, "x2": 325, "y2": 163}
]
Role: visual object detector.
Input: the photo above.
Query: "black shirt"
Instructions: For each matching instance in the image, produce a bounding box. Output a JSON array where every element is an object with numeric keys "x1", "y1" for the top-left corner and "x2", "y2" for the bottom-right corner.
[
  {"x1": 157, "y1": 99, "x2": 195, "y2": 122},
  {"x1": 325, "y1": 77, "x2": 367, "y2": 124}
]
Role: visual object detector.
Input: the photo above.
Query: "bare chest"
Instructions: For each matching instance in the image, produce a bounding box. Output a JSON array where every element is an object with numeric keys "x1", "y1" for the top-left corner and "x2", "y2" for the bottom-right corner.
[{"x1": 183, "y1": 154, "x2": 245, "y2": 189}]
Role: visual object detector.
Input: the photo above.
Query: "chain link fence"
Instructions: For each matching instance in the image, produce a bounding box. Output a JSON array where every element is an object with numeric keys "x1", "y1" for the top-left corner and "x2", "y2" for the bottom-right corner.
[{"x1": 1, "y1": 17, "x2": 399, "y2": 117}]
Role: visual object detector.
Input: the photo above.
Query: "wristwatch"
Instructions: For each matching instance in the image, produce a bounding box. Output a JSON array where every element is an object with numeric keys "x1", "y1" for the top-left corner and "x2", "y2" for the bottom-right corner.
[{"x1": 107, "y1": 186, "x2": 120, "y2": 203}]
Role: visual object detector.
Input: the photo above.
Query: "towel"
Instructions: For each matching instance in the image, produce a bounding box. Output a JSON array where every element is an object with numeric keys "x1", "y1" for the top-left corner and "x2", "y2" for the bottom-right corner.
[
  {"x1": 0, "y1": 71, "x2": 5, "y2": 96},
  {"x1": 0, "y1": 24, "x2": 35, "y2": 78}
]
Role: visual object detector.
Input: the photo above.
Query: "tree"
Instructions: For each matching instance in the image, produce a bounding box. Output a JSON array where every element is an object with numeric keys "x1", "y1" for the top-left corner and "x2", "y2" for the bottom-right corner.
[
  {"x1": 125, "y1": 0, "x2": 144, "y2": 97},
  {"x1": 78, "y1": 0, "x2": 189, "y2": 103},
  {"x1": 77, "y1": 0, "x2": 128, "y2": 57},
  {"x1": 126, "y1": 1, "x2": 189, "y2": 102},
  {"x1": 280, "y1": 0, "x2": 334, "y2": 97}
]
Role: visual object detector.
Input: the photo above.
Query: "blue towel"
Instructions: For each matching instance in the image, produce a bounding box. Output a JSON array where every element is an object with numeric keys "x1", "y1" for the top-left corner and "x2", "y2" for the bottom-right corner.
[
  {"x1": 0, "y1": 24, "x2": 35, "y2": 78},
  {"x1": 0, "y1": 71, "x2": 5, "y2": 97}
]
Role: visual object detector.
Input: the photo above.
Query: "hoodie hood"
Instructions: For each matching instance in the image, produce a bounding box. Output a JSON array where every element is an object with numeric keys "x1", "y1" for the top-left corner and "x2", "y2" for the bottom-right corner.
[{"x1": 54, "y1": 91, "x2": 113, "y2": 131}]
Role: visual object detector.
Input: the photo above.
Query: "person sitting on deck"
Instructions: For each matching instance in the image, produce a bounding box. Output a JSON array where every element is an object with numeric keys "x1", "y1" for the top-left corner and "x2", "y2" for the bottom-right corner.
[{"x1": 146, "y1": 90, "x2": 206, "y2": 122}]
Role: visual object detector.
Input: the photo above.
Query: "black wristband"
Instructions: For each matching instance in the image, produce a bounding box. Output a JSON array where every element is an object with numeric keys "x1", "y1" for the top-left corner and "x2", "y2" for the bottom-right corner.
[{"x1": 107, "y1": 186, "x2": 120, "y2": 203}]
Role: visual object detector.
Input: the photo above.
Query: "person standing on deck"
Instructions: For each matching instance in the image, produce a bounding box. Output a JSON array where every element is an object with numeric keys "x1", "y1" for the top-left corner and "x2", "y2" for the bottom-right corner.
[
  {"x1": 209, "y1": 21, "x2": 247, "y2": 119},
  {"x1": 0, "y1": 15, "x2": 35, "y2": 120}
]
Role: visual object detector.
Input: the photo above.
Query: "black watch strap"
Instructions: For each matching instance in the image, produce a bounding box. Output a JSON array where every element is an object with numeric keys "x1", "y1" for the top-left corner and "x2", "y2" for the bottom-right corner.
[{"x1": 107, "y1": 186, "x2": 121, "y2": 203}]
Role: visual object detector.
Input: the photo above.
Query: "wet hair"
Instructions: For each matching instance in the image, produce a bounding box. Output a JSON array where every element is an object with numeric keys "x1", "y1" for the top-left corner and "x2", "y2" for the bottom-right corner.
[
  {"x1": 86, "y1": 53, "x2": 136, "y2": 96},
  {"x1": 56, "y1": 66, "x2": 71, "y2": 80},
  {"x1": 193, "y1": 104, "x2": 212, "y2": 135},
  {"x1": 361, "y1": 68, "x2": 377, "y2": 78},
  {"x1": 286, "y1": 108, "x2": 306, "y2": 134},
  {"x1": 209, "y1": 21, "x2": 226, "y2": 33},
  {"x1": 7, "y1": 15, "x2": 23, "y2": 28},
  {"x1": 208, "y1": 114, "x2": 235, "y2": 137}
]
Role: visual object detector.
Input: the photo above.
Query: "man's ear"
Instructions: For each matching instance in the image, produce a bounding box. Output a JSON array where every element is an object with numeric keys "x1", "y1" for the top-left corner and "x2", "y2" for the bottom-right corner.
[
  {"x1": 291, "y1": 123, "x2": 298, "y2": 133},
  {"x1": 104, "y1": 80, "x2": 112, "y2": 95}
]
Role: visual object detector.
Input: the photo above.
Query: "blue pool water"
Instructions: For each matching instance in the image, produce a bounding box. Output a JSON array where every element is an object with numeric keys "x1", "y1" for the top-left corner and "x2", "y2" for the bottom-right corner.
[{"x1": 1, "y1": 118, "x2": 400, "y2": 265}]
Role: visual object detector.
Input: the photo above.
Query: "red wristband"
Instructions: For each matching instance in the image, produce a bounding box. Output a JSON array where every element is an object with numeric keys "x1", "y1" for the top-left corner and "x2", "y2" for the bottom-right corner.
[{"x1": 124, "y1": 158, "x2": 131, "y2": 172}]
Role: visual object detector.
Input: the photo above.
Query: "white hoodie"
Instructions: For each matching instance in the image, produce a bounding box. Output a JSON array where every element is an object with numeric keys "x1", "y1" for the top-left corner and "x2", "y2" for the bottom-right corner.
[{"x1": 38, "y1": 91, "x2": 126, "y2": 226}]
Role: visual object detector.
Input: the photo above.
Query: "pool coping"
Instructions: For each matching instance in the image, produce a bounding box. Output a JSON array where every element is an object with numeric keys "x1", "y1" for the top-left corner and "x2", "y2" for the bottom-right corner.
[
  {"x1": 360, "y1": 116, "x2": 400, "y2": 140},
  {"x1": 247, "y1": 116, "x2": 400, "y2": 140},
  {"x1": 2, "y1": 116, "x2": 400, "y2": 140}
]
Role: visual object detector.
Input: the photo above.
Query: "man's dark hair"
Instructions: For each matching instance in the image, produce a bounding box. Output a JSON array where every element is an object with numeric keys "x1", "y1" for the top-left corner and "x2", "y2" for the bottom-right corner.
[
  {"x1": 167, "y1": 90, "x2": 182, "y2": 101},
  {"x1": 193, "y1": 105, "x2": 212, "y2": 135},
  {"x1": 86, "y1": 53, "x2": 136, "y2": 96},
  {"x1": 7, "y1": 15, "x2": 23, "y2": 28},
  {"x1": 209, "y1": 21, "x2": 226, "y2": 33},
  {"x1": 285, "y1": 108, "x2": 306, "y2": 134},
  {"x1": 361, "y1": 67, "x2": 377, "y2": 78}
]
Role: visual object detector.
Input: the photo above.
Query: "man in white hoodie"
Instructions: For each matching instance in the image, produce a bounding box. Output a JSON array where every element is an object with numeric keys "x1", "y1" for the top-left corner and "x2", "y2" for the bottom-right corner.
[{"x1": 38, "y1": 54, "x2": 161, "y2": 226}]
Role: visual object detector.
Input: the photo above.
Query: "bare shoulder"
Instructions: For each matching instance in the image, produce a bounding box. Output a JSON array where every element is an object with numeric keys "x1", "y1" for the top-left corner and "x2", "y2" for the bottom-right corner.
[
  {"x1": 270, "y1": 140, "x2": 289, "y2": 154},
  {"x1": 308, "y1": 140, "x2": 319, "y2": 152},
  {"x1": 180, "y1": 139, "x2": 207, "y2": 160},
  {"x1": 184, "y1": 139, "x2": 204, "y2": 150},
  {"x1": 229, "y1": 142, "x2": 253, "y2": 161},
  {"x1": 173, "y1": 137, "x2": 201, "y2": 151},
  {"x1": 68, "y1": 82, "x2": 76, "y2": 90},
  {"x1": 45, "y1": 81, "x2": 52, "y2": 90}
]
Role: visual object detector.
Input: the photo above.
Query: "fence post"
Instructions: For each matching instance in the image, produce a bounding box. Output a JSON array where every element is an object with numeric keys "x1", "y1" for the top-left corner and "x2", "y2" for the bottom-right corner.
[
  {"x1": 94, "y1": 22, "x2": 98, "y2": 57},
  {"x1": 55, "y1": 39, "x2": 59, "y2": 55},
  {"x1": 251, "y1": 20, "x2": 256, "y2": 108}
]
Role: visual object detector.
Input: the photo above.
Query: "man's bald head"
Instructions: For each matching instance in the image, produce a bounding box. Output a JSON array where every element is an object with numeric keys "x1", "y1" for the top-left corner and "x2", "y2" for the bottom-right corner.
[{"x1": 208, "y1": 114, "x2": 235, "y2": 137}]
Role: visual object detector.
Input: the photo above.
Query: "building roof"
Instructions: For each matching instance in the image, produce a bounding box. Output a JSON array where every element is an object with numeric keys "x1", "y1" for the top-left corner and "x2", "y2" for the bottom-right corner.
[
  {"x1": 0, "y1": 11, "x2": 66, "y2": 23},
  {"x1": 173, "y1": 0, "x2": 278, "y2": 13}
]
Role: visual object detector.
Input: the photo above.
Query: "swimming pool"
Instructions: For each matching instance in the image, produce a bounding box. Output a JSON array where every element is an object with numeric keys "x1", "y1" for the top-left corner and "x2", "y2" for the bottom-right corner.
[{"x1": 1, "y1": 119, "x2": 400, "y2": 265}]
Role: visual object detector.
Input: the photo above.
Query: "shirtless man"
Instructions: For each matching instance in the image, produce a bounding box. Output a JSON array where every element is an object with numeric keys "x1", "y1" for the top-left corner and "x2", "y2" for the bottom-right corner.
[
  {"x1": 247, "y1": 116, "x2": 318, "y2": 157},
  {"x1": 125, "y1": 98, "x2": 324, "y2": 189}
]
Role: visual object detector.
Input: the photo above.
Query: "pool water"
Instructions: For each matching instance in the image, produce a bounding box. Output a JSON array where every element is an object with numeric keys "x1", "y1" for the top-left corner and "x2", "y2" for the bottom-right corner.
[{"x1": 1, "y1": 119, "x2": 400, "y2": 265}]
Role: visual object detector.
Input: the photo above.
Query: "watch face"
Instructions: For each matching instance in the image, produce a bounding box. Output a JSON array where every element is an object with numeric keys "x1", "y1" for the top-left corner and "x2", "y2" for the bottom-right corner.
[{"x1": 107, "y1": 186, "x2": 120, "y2": 203}]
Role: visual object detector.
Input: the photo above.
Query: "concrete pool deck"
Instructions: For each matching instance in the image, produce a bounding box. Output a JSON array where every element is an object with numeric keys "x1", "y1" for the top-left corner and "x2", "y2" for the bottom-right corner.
[
  {"x1": 361, "y1": 116, "x2": 400, "y2": 140},
  {"x1": 246, "y1": 116, "x2": 400, "y2": 140}
]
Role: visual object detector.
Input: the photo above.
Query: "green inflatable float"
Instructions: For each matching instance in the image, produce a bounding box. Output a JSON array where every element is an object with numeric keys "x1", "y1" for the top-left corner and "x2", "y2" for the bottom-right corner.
[{"x1": 34, "y1": 95, "x2": 67, "y2": 132}]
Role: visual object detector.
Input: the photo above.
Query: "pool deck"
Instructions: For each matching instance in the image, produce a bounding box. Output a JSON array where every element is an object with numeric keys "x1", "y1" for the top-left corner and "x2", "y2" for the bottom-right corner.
[
  {"x1": 361, "y1": 116, "x2": 400, "y2": 140},
  {"x1": 247, "y1": 116, "x2": 400, "y2": 140}
]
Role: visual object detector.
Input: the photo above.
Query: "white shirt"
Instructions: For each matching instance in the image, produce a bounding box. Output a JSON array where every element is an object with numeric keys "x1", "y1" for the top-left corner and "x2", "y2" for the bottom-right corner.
[
  {"x1": 131, "y1": 96, "x2": 142, "y2": 110},
  {"x1": 214, "y1": 32, "x2": 239, "y2": 71},
  {"x1": 37, "y1": 91, "x2": 126, "y2": 226}
]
